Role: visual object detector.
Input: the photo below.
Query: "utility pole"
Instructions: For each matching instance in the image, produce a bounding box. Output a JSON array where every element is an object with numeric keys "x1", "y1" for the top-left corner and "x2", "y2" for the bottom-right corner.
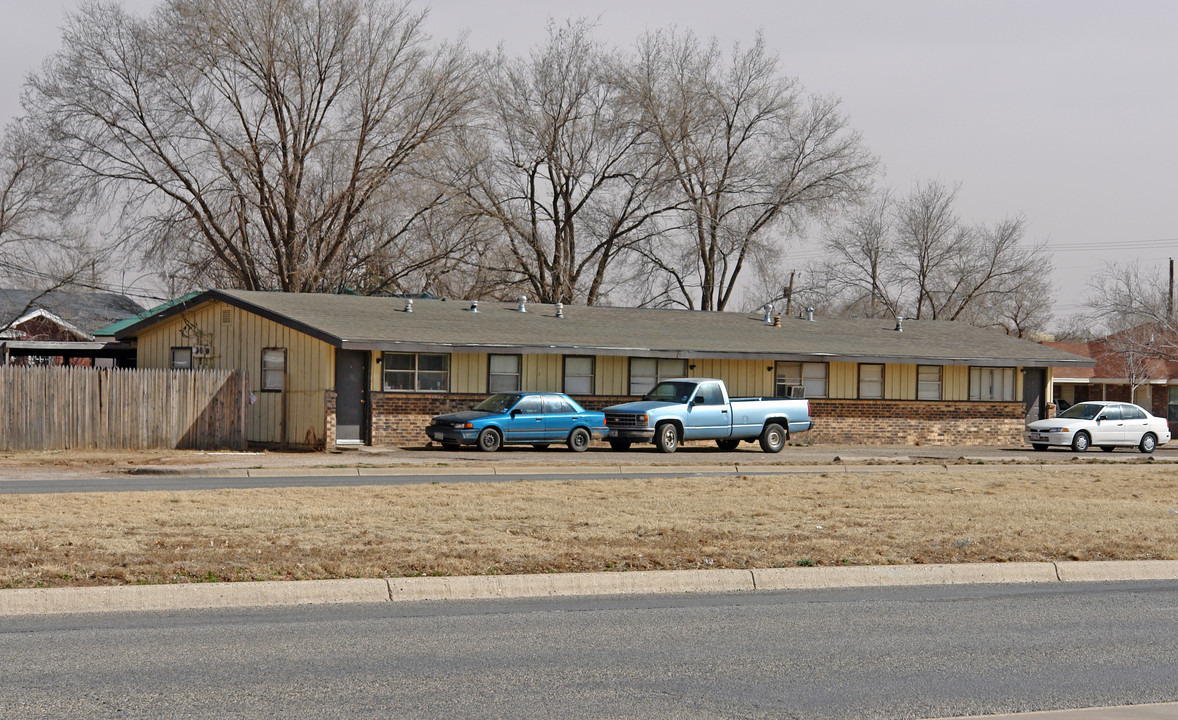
[
  {"x1": 784, "y1": 271, "x2": 795, "y2": 316},
  {"x1": 1169, "y1": 257, "x2": 1174, "y2": 318}
]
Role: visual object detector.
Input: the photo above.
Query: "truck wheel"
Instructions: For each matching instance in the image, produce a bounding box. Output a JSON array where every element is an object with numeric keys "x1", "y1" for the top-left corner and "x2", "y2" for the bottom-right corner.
[
  {"x1": 568, "y1": 427, "x2": 591, "y2": 452},
  {"x1": 759, "y1": 423, "x2": 786, "y2": 453},
  {"x1": 477, "y1": 428, "x2": 502, "y2": 452},
  {"x1": 655, "y1": 423, "x2": 679, "y2": 453},
  {"x1": 716, "y1": 439, "x2": 740, "y2": 451},
  {"x1": 608, "y1": 440, "x2": 632, "y2": 451}
]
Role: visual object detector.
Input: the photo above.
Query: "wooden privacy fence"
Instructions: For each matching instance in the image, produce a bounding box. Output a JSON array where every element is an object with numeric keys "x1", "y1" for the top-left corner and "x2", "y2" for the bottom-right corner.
[{"x1": 0, "y1": 366, "x2": 246, "y2": 451}]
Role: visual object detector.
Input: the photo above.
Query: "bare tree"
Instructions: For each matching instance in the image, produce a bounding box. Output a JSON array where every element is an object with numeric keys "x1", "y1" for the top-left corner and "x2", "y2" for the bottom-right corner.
[
  {"x1": 0, "y1": 120, "x2": 103, "y2": 331},
  {"x1": 623, "y1": 30, "x2": 874, "y2": 311},
  {"x1": 25, "y1": 0, "x2": 480, "y2": 294},
  {"x1": 1087, "y1": 261, "x2": 1178, "y2": 360},
  {"x1": 812, "y1": 180, "x2": 1053, "y2": 332},
  {"x1": 452, "y1": 20, "x2": 671, "y2": 305}
]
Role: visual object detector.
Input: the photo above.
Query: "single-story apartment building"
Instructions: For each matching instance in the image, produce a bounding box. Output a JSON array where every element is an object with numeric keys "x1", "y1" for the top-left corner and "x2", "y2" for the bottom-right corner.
[{"x1": 113, "y1": 290, "x2": 1093, "y2": 449}]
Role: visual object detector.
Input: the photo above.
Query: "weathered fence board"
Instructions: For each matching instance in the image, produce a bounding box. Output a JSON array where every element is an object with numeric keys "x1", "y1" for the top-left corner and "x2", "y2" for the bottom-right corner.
[{"x1": 0, "y1": 367, "x2": 246, "y2": 451}]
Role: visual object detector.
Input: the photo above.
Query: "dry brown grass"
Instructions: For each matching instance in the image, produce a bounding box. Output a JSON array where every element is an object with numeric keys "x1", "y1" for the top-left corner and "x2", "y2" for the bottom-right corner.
[{"x1": 3, "y1": 464, "x2": 1177, "y2": 588}]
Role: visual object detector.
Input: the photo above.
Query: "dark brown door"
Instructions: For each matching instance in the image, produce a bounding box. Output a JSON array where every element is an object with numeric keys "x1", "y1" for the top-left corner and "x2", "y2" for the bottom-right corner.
[
  {"x1": 1023, "y1": 368, "x2": 1046, "y2": 423},
  {"x1": 335, "y1": 350, "x2": 368, "y2": 443}
]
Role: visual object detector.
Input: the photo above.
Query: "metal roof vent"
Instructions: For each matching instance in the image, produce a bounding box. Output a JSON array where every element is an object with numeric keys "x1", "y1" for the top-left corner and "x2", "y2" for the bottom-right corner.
[
  {"x1": 468, "y1": 300, "x2": 479, "y2": 313},
  {"x1": 555, "y1": 302, "x2": 564, "y2": 318},
  {"x1": 517, "y1": 295, "x2": 527, "y2": 312},
  {"x1": 895, "y1": 316, "x2": 904, "y2": 332},
  {"x1": 404, "y1": 298, "x2": 413, "y2": 313},
  {"x1": 762, "y1": 304, "x2": 773, "y2": 323},
  {"x1": 806, "y1": 306, "x2": 814, "y2": 322}
]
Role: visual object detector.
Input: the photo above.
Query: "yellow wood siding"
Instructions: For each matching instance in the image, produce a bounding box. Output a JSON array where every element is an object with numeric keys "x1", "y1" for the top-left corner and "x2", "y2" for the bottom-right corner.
[
  {"x1": 691, "y1": 358, "x2": 774, "y2": 397},
  {"x1": 135, "y1": 300, "x2": 332, "y2": 445},
  {"x1": 943, "y1": 365, "x2": 969, "y2": 401},
  {"x1": 523, "y1": 354, "x2": 561, "y2": 392},
  {"x1": 828, "y1": 362, "x2": 857, "y2": 399},
  {"x1": 885, "y1": 364, "x2": 917, "y2": 400},
  {"x1": 596, "y1": 356, "x2": 628, "y2": 396}
]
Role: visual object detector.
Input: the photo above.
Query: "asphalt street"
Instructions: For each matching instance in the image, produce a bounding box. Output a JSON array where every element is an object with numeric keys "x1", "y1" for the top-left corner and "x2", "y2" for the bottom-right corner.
[{"x1": 3, "y1": 582, "x2": 1177, "y2": 720}]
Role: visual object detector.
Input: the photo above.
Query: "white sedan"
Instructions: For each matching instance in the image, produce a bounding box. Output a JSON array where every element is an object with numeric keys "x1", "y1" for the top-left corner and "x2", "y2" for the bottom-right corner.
[{"x1": 1025, "y1": 401, "x2": 1171, "y2": 453}]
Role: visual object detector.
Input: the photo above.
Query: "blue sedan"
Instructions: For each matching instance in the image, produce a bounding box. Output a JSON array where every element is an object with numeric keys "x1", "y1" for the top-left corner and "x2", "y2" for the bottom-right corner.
[{"x1": 425, "y1": 393, "x2": 609, "y2": 452}]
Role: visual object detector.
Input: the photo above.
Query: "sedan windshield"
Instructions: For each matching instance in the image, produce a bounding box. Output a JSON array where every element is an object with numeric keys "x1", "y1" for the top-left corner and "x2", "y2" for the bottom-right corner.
[
  {"x1": 1056, "y1": 403, "x2": 1102, "y2": 421},
  {"x1": 643, "y1": 381, "x2": 696, "y2": 403},
  {"x1": 473, "y1": 394, "x2": 520, "y2": 413}
]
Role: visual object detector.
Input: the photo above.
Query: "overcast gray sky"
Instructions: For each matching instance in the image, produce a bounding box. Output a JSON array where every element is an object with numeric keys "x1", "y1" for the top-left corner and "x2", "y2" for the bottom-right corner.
[{"x1": 3, "y1": 0, "x2": 1176, "y2": 320}]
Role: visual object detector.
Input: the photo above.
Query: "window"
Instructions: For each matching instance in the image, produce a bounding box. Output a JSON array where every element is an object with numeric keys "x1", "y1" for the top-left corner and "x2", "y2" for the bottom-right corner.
[
  {"x1": 543, "y1": 395, "x2": 575, "y2": 414},
  {"x1": 918, "y1": 365, "x2": 943, "y2": 401},
  {"x1": 775, "y1": 361, "x2": 827, "y2": 398},
  {"x1": 1099, "y1": 405, "x2": 1123, "y2": 421},
  {"x1": 489, "y1": 354, "x2": 521, "y2": 392},
  {"x1": 261, "y1": 348, "x2": 286, "y2": 391},
  {"x1": 696, "y1": 382, "x2": 724, "y2": 405},
  {"x1": 170, "y1": 347, "x2": 192, "y2": 369},
  {"x1": 859, "y1": 364, "x2": 884, "y2": 400},
  {"x1": 382, "y1": 353, "x2": 450, "y2": 392},
  {"x1": 970, "y1": 367, "x2": 1015, "y2": 401},
  {"x1": 1122, "y1": 404, "x2": 1146, "y2": 420},
  {"x1": 563, "y1": 356, "x2": 594, "y2": 395},
  {"x1": 514, "y1": 395, "x2": 542, "y2": 414},
  {"x1": 629, "y1": 357, "x2": 688, "y2": 396}
]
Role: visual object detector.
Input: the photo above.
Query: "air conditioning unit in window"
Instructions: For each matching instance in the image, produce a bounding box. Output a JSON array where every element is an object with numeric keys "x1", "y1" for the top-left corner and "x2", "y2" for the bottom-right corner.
[{"x1": 789, "y1": 385, "x2": 805, "y2": 399}]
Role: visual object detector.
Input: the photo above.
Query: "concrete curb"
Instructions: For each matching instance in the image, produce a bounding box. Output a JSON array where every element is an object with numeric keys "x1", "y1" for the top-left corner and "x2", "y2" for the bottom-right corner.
[{"x1": 3, "y1": 560, "x2": 1177, "y2": 617}]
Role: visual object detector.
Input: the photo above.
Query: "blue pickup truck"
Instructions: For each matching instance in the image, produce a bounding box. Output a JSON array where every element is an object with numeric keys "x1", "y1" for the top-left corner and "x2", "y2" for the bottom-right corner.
[{"x1": 603, "y1": 378, "x2": 813, "y2": 453}]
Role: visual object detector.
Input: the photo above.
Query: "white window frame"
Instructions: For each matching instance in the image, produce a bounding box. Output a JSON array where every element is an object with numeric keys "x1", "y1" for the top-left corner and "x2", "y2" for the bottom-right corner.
[
  {"x1": 858, "y1": 363, "x2": 884, "y2": 400},
  {"x1": 170, "y1": 347, "x2": 192, "y2": 370},
  {"x1": 382, "y1": 352, "x2": 450, "y2": 392},
  {"x1": 261, "y1": 348, "x2": 286, "y2": 392},
  {"x1": 563, "y1": 355, "x2": 595, "y2": 396},
  {"x1": 488, "y1": 354, "x2": 522, "y2": 393},
  {"x1": 969, "y1": 366, "x2": 1016, "y2": 401},
  {"x1": 776, "y1": 361, "x2": 828, "y2": 398},
  {"x1": 629, "y1": 357, "x2": 688, "y2": 396},
  {"x1": 917, "y1": 365, "x2": 943, "y2": 401}
]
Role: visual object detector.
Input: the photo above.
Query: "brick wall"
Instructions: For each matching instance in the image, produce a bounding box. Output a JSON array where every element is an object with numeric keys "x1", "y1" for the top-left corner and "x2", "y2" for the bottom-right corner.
[
  {"x1": 805, "y1": 399, "x2": 1025, "y2": 446},
  {"x1": 358, "y1": 392, "x2": 1026, "y2": 448}
]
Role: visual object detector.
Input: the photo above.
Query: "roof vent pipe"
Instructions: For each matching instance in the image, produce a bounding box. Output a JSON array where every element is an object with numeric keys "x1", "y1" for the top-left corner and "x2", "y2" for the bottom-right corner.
[
  {"x1": 404, "y1": 298, "x2": 413, "y2": 313},
  {"x1": 806, "y1": 307, "x2": 814, "y2": 322},
  {"x1": 895, "y1": 316, "x2": 904, "y2": 332},
  {"x1": 469, "y1": 300, "x2": 479, "y2": 313},
  {"x1": 763, "y1": 304, "x2": 773, "y2": 323},
  {"x1": 772, "y1": 315, "x2": 782, "y2": 327},
  {"x1": 555, "y1": 302, "x2": 564, "y2": 318},
  {"x1": 517, "y1": 295, "x2": 527, "y2": 312}
]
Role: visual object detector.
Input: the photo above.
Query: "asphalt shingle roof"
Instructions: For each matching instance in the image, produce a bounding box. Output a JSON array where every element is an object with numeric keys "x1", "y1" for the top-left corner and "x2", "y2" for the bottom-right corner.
[
  {"x1": 116, "y1": 290, "x2": 1093, "y2": 368},
  {"x1": 0, "y1": 289, "x2": 145, "y2": 337}
]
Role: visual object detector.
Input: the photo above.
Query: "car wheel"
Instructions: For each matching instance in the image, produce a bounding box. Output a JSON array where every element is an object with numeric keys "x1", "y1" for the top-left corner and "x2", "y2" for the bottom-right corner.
[
  {"x1": 759, "y1": 422, "x2": 786, "y2": 453},
  {"x1": 568, "y1": 427, "x2": 591, "y2": 453},
  {"x1": 1031, "y1": 444, "x2": 1047, "y2": 451},
  {"x1": 1140, "y1": 433, "x2": 1157, "y2": 454},
  {"x1": 1071, "y1": 431, "x2": 1090, "y2": 453},
  {"x1": 608, "y1": 440, "x2": 631, "y2": 451},
  {"x1": 654, "y1": 423, "x2": 679, "y2": 453},
  {"x1": 716, "y1": 438, "x2": 740, "y2": 451},
  {"x1": 532, "y1": 443, "x2": 550, "y2": 450},
  {"x1": 1100, "y1": 446, "x2": 1115, "y2": 453},
  {"x1": 477, "y1": 428, "x2": 502, "y2": 452}
]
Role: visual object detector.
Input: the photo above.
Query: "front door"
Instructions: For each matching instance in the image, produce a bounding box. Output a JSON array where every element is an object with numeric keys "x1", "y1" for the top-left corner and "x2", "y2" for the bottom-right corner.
[
  {"x1": 335, "y1": 349, "x2": 369, "y2": 444},
  {"x1": 1023, "y1": 368, "x2": 1046, "y2": 423}
]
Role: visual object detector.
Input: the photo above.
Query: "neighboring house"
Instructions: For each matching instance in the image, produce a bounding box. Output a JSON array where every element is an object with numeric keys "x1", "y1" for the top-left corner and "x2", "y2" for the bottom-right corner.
[
  {"x1": 114, "y1": 290, "x2": 1092, "y2": 449},
  {"x1": 0, "y1": 289, "x2": 143, "y2": 366},
  {"x1": 1044, "y1": 333, "x2": 1178, "y2": 429}
]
